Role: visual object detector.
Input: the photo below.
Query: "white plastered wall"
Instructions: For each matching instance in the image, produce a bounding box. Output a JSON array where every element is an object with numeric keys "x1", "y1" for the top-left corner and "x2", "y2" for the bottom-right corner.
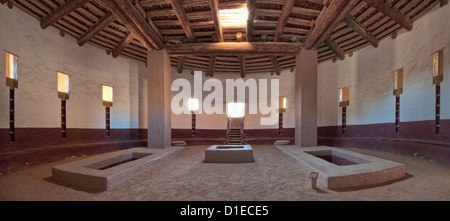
[
  {"x1": 170, "y1": 68, "x2": 296, "y2": 130},
  {"x1": 318, "y1": 4, "x2": 450, "y2": 127},
  {"x1": 0, "y1": 6, "x2": 147, "y2": 129}
]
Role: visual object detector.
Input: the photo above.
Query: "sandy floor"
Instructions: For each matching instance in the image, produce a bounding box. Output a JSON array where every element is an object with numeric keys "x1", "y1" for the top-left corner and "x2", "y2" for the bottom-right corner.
[{"x1": 0, "y1": 145, "x2": 449, "y2": 201}]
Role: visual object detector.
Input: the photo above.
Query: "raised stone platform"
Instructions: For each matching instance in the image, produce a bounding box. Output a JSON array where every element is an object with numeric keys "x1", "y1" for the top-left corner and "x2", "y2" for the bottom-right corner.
[
  {"x1": 276, "y1": 146, "x2": 406, "y2": 190},
  {"x1": 204, "y1": 145, "x2": 254, "y2": 163},
  {"x1": 52, "y1": 147, "x2": 184, "y2": 191}
]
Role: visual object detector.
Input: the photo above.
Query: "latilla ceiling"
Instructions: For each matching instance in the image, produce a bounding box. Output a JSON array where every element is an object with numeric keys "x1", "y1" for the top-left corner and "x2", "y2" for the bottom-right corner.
[{"x1": 2, "y1": 0, "x2": 446, "y2": 76}]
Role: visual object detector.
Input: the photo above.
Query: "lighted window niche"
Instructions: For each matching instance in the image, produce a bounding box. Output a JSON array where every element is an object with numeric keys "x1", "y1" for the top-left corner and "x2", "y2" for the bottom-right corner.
[
  {"x1": 57, "y1": 72, "x2": 70, "y2": 99},
  {"x1": 5, "y1": 52, "x2": 18, "y2": 88},
  {"x1": 219, "y1": 4, "x2": 248, "y2": 29},
  {"x1": 433, "y1": 49, "x2": 444, "y2": 84},
  {"x1": 339, "y1": 87, "x2": 349, "y2": 107},
  {"x1": 393, "y1": 68, "x2": 403, "y2": 96},
  {"x1": 102, "y1": 85, "x2": 113, "y2": 107},
  {"x1": 188, "y1": 98, "x2": 199, "y2": 112},
  {"x1": 227, "y1": 102, "x2": 245, "y2": 118},
  {"x1": 278, "y1": 96, "x2": 287, "y2": 113}
]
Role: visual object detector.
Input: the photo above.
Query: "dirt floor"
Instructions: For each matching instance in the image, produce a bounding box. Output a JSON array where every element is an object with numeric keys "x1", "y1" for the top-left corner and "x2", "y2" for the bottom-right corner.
[{"x1": 0, "y1": 145, "x2": 449, "y2": 201}]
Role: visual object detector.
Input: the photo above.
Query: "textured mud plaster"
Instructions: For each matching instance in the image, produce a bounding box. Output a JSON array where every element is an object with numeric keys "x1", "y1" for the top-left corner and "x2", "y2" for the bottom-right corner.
[
  {"x1": 317, "y1": 4, "x2": 450, "y2": 127},
  {"x1": 170, "y1": 68, "x2": 296, "y2": 130},
  {"x1": 0, "y1": 6, "x2": 146, "y2": 130},
  {"x1": 147, "y1": 49, "x2": 171, "y2": 148},
  {"x1": 295, "y1": 49, "x2": 318, "y2": 147}
]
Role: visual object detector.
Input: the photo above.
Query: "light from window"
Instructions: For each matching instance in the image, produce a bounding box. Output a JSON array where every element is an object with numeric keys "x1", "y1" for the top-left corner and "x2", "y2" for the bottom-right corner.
[
  {"x1": 393, "y1": 68, "x2": 403, "y2": 95},
  {"x1": 219, "y1": 4, "x2": 248, "y2": 29},
  {"x1": 188, "y1": 98, "x2": 199, "y2": 112},
  {"x1": 5, "y1": 52, "x2": 18, "y2": 80},
  {"x1": 102, "y1": 85, "x2": 113, "y2": 103},
  {"x1": 279, "y1": 96, "x2": 287, "y2": 112},
  {"x1": 227, "y1": 102, "x2": 245, "y2": 118},
  {"x1": 433, "y1": 49, "x2": 444, "y2": 84},
  {"x1": 339, "y1": 87, "x2": 349, "y2": 107},
  {"x1": 57, "y1": 72, "x2": 69, "y2": 94}
]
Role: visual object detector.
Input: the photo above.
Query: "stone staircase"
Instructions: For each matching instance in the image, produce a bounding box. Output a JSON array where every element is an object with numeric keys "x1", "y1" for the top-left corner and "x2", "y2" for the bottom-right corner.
[{"x1": 226, "y1": 117, "x2": 244, "y2": 145}]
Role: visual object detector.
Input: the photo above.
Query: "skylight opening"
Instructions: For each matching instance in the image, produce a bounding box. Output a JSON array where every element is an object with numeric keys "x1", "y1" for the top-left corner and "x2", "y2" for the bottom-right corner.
[{"x1": 219, "y1": 4, "x2": 248, "y2": 29}]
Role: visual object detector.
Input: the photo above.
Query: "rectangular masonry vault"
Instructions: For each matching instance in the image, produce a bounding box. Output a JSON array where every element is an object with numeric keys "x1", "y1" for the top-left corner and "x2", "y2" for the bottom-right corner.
[
  {"x1": 204, "y1": 145, "x2": 255, "y2": 163},
  {"x1": 52, "y1": 147, "x2": 184, "y2": 191},
  {"x1": 276, "y1": 146, "x2": 406, "y2": 190}
]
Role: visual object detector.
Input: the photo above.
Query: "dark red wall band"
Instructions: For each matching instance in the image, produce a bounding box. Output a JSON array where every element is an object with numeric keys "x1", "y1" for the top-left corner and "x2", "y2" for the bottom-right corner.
[
  {"x1": 1, "y1": 119, "x2": 448, "y2": 175},
  {"x1": 318, "y1": 119, "x2": 450, "y2": 167}
]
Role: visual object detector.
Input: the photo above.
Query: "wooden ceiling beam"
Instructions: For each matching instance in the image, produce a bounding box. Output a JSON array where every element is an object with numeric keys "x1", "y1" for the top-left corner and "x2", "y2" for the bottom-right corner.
[
  {"x1": 270, "y1": 56, "x2": 281, "y2": 75},
  {"x1": 324, "y1": 36, "x2": 345, "y2": 60},
  {"x1": 363, "y1": 0, "x2": 413, "y2": 31},
  {"x1": 239, "y1": 55, "x2": 246, "y2": 78},
  {"x1": 210, "y1": 0, "x2": 223, "y2": 42},
  {"x1": 304, "y1": 0, "x2": 358, "y2": 49},
  {"x1": 246, "y1": 0, "x2": 256, "y2": 42},
  {"x1": 113, "y1": 32, "x2": 135, "y2": 58},
  {"x1": 343, "y1": 15, "x2": 378, "y2": 48},
  {"x1": 99, "y1": 0, "x2": 163, "y2": 50},
  {"x1": 168, "y1": 0, "x2": 195, "y2": 42},
  {"x1": 166, "y1": 42, "x2": 302, "y2": 56},
  {"x1": 40, "y1": 0, "x2": 91, "y2": 29},
  {"x1": 134, "y1": 1, "x2": 163, "y2": 41},
  {"x1": 274, "y1": 0, "x2": 303, "y2": 42},
  {"x1": 78, "y1": 12, "x2": 116, "y2": 46}
]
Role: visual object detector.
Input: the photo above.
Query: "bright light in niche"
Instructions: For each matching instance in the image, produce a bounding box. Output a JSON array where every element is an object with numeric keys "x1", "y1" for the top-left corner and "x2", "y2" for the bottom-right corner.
[
  {"x1": 393, "y1": 69, "x2": 403, "y2": 91},
  {"x1": 102, "y1": 85, "x2": 113, "y2": 103},
  {"x1": 6, "y1": 52, "x2": 18, "y2": 80},
  {"x1": 227, "y1": 102, "x2": 245, "y2": 118},
  {"x1": 433, "y1": 50, "x2": 443, "y2": 77},
  {"x1": 339, "y1": 87, "x2": 349, "y2": 103},
  {"x1": 188, "y1": 98, "x2": 199, "y2": 111},
  {"x1": 219, "y1": 4, "x2": 248, "y2": 29},
  {"x1": 57, "y1": 72, "x2": 69, "y2": 94},
  {"x1": 279, "y1": 96, "x2": 287, "y2": 110}
]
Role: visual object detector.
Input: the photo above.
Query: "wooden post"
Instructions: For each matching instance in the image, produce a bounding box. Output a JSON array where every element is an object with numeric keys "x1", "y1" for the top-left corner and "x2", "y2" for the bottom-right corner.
[{"x1": 210, "y1": 0, "x2": 223, "y2": 42}]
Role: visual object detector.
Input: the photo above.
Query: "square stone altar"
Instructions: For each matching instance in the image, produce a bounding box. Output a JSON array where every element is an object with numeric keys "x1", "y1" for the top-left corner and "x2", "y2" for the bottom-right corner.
[{"x1": 204, "y1": 145, "x2": 255, "y2": 163}]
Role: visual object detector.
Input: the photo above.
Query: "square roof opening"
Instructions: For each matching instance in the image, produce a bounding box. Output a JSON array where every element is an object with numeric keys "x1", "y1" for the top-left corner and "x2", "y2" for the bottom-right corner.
[{"x1": 219, "y1": 4, "x2": 248, "y2": 29}]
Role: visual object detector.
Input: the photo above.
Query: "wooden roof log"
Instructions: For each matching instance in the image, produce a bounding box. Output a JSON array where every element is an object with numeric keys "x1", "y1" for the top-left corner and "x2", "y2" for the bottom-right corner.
[
  {"x1": 239, "y1": 55, "x2": 246, "y2": 78},
  {"x1": 166, "y1": 42, "x2": 303, "y2": 56},
  {"x1": 270, "y1": 56, "x2": 281, "y2": 75},
  {"x1": 246, "y1": 0, "x2": 256, "y2": 42},
  {"x1": 343, "y1": 15, "x2": 378, "y2": 48},
  {"x1": 12, "y1": 0, "x2": 441, "y2": 68},
  {"x1": 274, "y1": 0, "x2": 302, "y2": 42},
  {"x1": 304, "y1": 0, "x2": 358, "y2": 49},
  {"x1": 99, "y1": 0, "x2": 163, "y2": 50},
  {"x1": 210, "y1": 0, "x2": 223, "y2": 42},
  {"x1": 40, "y1": 0, "x2": 91, "y2": 29},
  {"x1": 324, "y1": 36, "x2": 345, "y2": 60},
  {"x1": 78, "y1": 12, "x2": 116, "y2": 46},
  {"x1": 363, "y1": 0, "x2": 413, "y2": 31},
  {"x1": 168, "y1": 0, "x2": 195, "y2": 42},
  {"x1": 134, "y1": 1, "x2": 163, "y2": 42},
  {"x1": 113, "y1": 32, "x2": 135, "y2": 58}
]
